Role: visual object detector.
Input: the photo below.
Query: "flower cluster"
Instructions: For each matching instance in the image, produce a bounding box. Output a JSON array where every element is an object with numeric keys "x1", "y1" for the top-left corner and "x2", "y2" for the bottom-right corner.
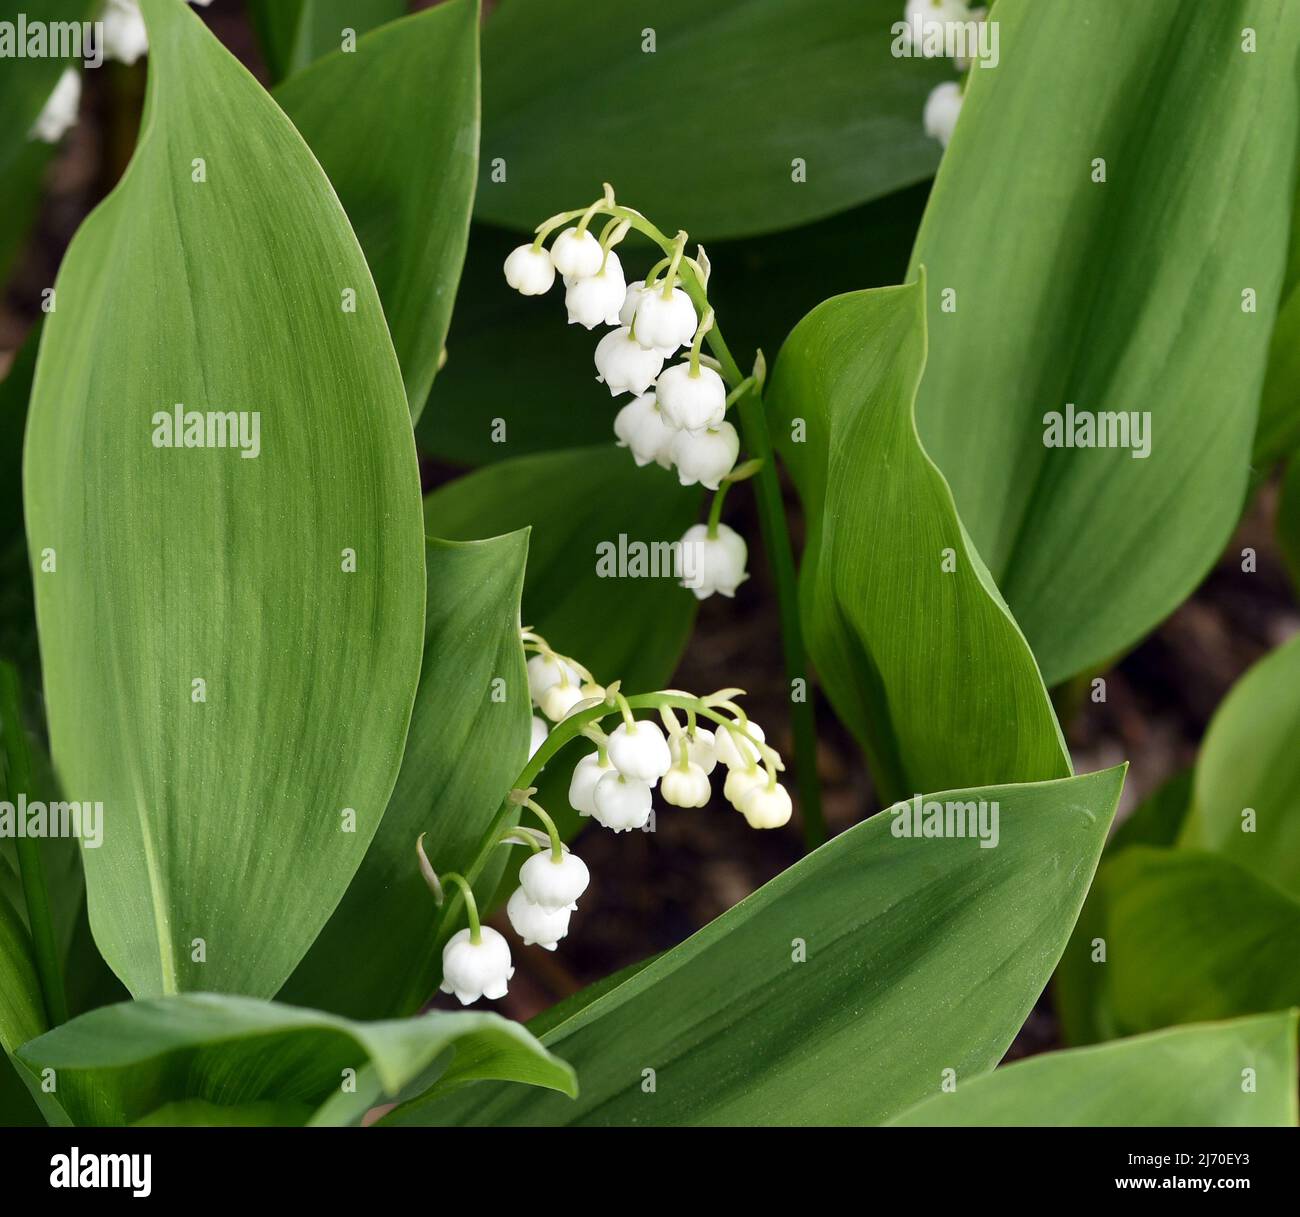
[
  {"x1": 502, "y1": 185, "x2": 755, "y2": 601},
  {"x1": 425, "y1": 629, "x2": 791, "y2": 1005}
]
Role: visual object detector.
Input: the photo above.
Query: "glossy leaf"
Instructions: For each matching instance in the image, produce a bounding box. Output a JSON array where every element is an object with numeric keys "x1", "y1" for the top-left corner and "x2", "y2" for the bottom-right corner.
[
  {"x1": 245, "y1": 0, "x2": 406, "y2": 83},
  {"x1": 907, "y1": 0, "x2": 1300, "y2": 685},
  {"x1": 275, "y1": 0, "x2": 479, "y2": 422},
  {"x1": 385, "y1": 767, "x2": 1124, "y2": 1126},
  {"x1": 769, "y1": 279, "x2": 1070, "y2": 805},
  {"x1": 476, "y1": 0, "x2": 946, "y2": 241},
  {"x1": 13, "y1": 992, "x2": 574, "y2": 1126},
  {"x1": 280, "y1": 533, "x2": 531, "y2": 1019},
  {"x1": 23, "y1": 0, "x2": 427, "y2": 998},
  {"x1": 893, "y1": 1012, "x2": 1298, "y2": 1127}
]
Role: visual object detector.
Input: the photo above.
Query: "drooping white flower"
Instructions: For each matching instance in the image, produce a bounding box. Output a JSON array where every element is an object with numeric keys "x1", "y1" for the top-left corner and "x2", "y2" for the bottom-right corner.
[
  {"x1": 685, "y1": 727, "x2": 718, "y2": 775},
  {"x1": 592, "y1": 771, "x2": 653, "y2": 832},
  {"x1": 606, "y1": 719, "x2": 672, "y2": 783},
  {"x1": 529, "y1": 715, "x2": 549, "y2": 759},
  {"x1": 595, "y1": 327, "x2": 664, "y2": 396},
  {"x1": 738, "y1": 781, "x2": 793, "y2": 829},
  {"x1": 564, "y1": 250, "x2": 626, "y2": 328},
  {"x1": 619, "y1": 280, "x2": 651, "y2": 326},
  {"x1": 102, "y1": 0, "x2": 150, "y2": 64},
  {"x1": 440, "y1": 926, "x2": 514, "y2": 1004},
  {"x1": 526, "y1": 652, "x2": 580, "y2": 704},
  {"x1": 632, "y1": 284, "x2": 698, "y2": 355},
  {"x1": 614, "y1": 393, "x2": 677, "y2": 469},
  {"x1": 519, "y1": 849, "x2": 590, "y2": 911},
  {"x1": 540, "y1": 680, "x2": 587, "y2": 722},
  {"x1": 715, "y1": 720, "x2": 766, "y2": 770},
  {"x1": 549, "y1": 227, "x2": 604, "y2": 279},
  {"x1": 569, "y1": 750, "x2": 616, "y2": 817},
  {"x1": 723, "y1": 764, "x2": 767, "y2": 810},
  {"x1": 506, "y1": 887, "x2": 571, "y2": 950},
  {"x1": 923, "y1": 81, "x2": 964, "y2": 148},
  {"x1": 29, "y1": 68, "x2": 81, "y2": 144},
  {"x1": 504, "y1": 244, "x2": 557, "y2": 296},
  {"x1": 676, "y1": 522, "x2": 749, "y2": 600},
  {"x1": 671, "y1": 421, "x2": 739, "y2": 490},
  {"x1": 661, "y1": 761, "x2": 711, "y2": 808},
  {"x1": 656, "y1": 362, "x2": 726, "y2": 433},
  {"x1": 902, "y1": 0, "x2": 972, "y2": 58}
]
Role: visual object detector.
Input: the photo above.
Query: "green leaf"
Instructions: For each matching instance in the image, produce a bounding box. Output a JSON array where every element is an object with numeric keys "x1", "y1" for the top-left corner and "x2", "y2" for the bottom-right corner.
[
  {"x1": 892, "y1": 1012, "x2": 1298, "y2": 1127},
  {"x1": 1179, "y1": 634, "x2": 1300, "y2": 898},
  {"x1": 384, "y1": 766, "x2": 1124, "y2": 1126},
  {"x1": 274, "y1": 0, "x2": 479, "y2": 423},
  {"x1": 1255, "y1": 181, "x2": 1300, "y2": 465},
  {"x1": 1110, "y1": 768, "x2": 1193, "y2": 855},
  {"x1": 907, "y1": 0, "x2": 1300, "y2": 686},
  {"x1": 0, "y1": 879, "x2": 44, "y2": 1052},
  {"x1": 245, "y1": 0, "x2": 407, "y2": 83},
  {"x1": 280, "y1": 533, "x2": 531, "y2": 1019},
  {"x1": 23, "y1": 0, "x2": 427, "y2": 998},
  {"x1": 769, "y1": 279, "x2": 1070, "y2": 805},
  {"x1": 13, "y1": 992, "x2": 574, "y2": 1126},
  {"x1": 476, "y1": 0, "x2": 947, "y2": 241}
]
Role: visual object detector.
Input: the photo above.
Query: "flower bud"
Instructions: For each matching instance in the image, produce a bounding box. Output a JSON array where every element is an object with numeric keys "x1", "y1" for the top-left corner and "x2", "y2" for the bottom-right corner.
[
  {"x1": 715, "y1": 719, "x2": 766, "y2": 770},
  {"x1": 685, "y1": 727, "x2": 718, "y2": 775},
  {"x1": 607, "y1": 719, "x2": 672, "y2": 783},
  {"x1": 440, "y1": 926, "x2": 514, "y2": 1005},
  {"x1": 503, "y1": 244, "x2": 557, "y2": 296},
  {"x1": 614, "y1": 393, "x2": 678, "y2": 469},
  {"x1": 519, "y1": 849, "x2": 590, "y2": 911},
  {"x1": 656, "y1": 362, "x2": 726, "y2": 433},
  {"x1": 924, "y1": 81, "x2": 964, "y2": 147},
  {"x1": 633, "y1": 285, "x2": 698, "y2": 355},
  {"x1": 549, "y1": 227, "x2": 604, "y2": 278},
  {"x1": 506, "y1": 887, "x2": 571, "y2": 950},
  {"x1": 564, "y1": 250, "x2": 626, "y2": 328},
  {"x1": 529, "y1": 715, "x2": 549, "y2": 759},
  {"x1": 723, "y1": 765, "x2": 767, "y2": 810},
  {"x1": 592, "y1": 772, "x2": 653, "y2": 832},
  {"x1": 661, "y1": 762, "x2": 712, "y2": 808},
  {"x1": 671, "y1": 421, "x2": 739, "y2": 490},
  {"x1": 540, "y1": 680, "x2": 586, "y2": 722},
  {"x1": 676, "y1": 523, "x2": 750, "y2": 600},
  {"x1": 569, "y1": 750, "x2": 616, "y2": 816},
  {"x1": 738, "y1": 781, "x2": 793, "y2": 829},
  {"x1": 526, "y1": 652, "x2": 580, "y2": 704},
  {"x1": 902, "y1": 0, "x2": 973, "y2": 57},
  {"x1": 595, "y1": 327, "x2": 665, "y2": 396},
  {"x1": 30, "y1": 68, "x2": 81, "y2": 144}
]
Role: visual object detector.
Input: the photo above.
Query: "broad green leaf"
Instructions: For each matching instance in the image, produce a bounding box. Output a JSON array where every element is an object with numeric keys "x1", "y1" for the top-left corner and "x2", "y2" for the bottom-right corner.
[
  {"x1": 420, "y1": 186, "x2": 929, "y2": 465},
  {"x1": 0, "y1": 878, "x2": 44, "y2": 1052},
  {"x1": 1179, "y1": 634, "x2": 1300, "y2": 898},
  {"x1": 385, "y1": 766, "x2": 1124, "y2": 1126},
  {"x1": 907, "y1": 0, "x2": 1300, "y2": 686},
  {"x1": 244, "y1": 0, "x2": 407, "y2": 83},
  {"x1": 280, "y1": 533, "x2": 531, "y2": 1020},
  {"x1": 1255, "y1": 181, "x2": 1300, "y2": 465},
  {"x1": 769, "y1": 279, "x2": 1070, "y2": 805},
  {"x1": 13, "y1": 992, "x2": 574, "y2": 1126},
  {"x1": 134, "y1": 1098, "x2": 312, "y2": 1125},
  {"x1": 476, "y1": 0, "x2": 947, "y2": 241},
  {"x1": 275, "y1": 0, "x2": 479, "y2": 422},
  {"x1": 23, "y1": 0, "x2": 427, "y2": 998},
  {"x1": 1280, "y1": 458, "x2": 1300, "y2": 594},
  {"x1": 892, "y1": 1012, "x2": 1299, "y2": 1127}
]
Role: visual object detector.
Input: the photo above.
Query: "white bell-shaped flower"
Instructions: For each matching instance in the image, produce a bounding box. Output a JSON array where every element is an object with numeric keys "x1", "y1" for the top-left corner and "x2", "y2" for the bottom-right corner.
[
  {"x1": 592, "y1": 771, "x2": 653, "y2": 832},
  {"x1": 504, "y1": 244, "x2": 557, "y2": 296},
  {"x1": 632, "y1": 284, "x2": 698, "y2": 356},
  {"x1": 519, "y1": 849, "x2": 589, "y2": 911},
  {"x1": 723, "y1": 765, "x2": 767, "y2": 810},
  {"x1": 619, "y1": 280, "x2": 651, "y2": 326},
  {"x1": 671, "y1": 421, "x2": 739, "y2": 490},
  {"x1": 30, "y1": 67, "x2": 81, "y2": 144},
  {"x1": 676, "y1": 522, "x2": 750, "y2": 600},
  {"x1": 506, "y1": 887, "x2": 571, "y2": 951},
  {"x1": 661, "y1": 761, "x2": 711, "y2": 808},
  {"x1": 595, "y1": 327, "x2": 664, "y2": 396},
  {"x1": 526, "y1": 652, "x2": 580, "y2": 704},
  {"x1": 549, "y1": 227, "x2": 604, "y2": 279},
  {"x1": 540, "y1": 680, "x2": 586, "y2": 722},
  {"x1": 102, "y1": 0, "x2": 149, "y2": 64},
  {"x1": 606, "y1": 719, "x2": 672, "y2": 783},
  {"x1": 614, "y1": 393, "x2": 677, "y2": 469},
  {"x1": 923, "y1": 81, "x2": 964, "y2": 148},
  {"x1": 564, "y1": 250, "x2": 626, "y2": 328},
  {"x1": 529, "y1": 715, "x2": 549, "y2": 760},
  {"x1": 685, "y1": 727, "x2": 718, "y2": 775},
  {"x1": 903, "y1": 0, "x2": 972, "y2": 57},
  {"x1": 569, "y1": 750, "x2": 616, "y2": 817},
  {"x1": 715, "y1": 720, "x2": 766, "y2": 769},
  {"x1": 440, "y1": 926, "x2": 514, "y2": 1004},
  {"x1": 738, "y1": 781, "x2": 793, "y2": 829},
  {"x1": 656, "y1": 362, "x2": 727, "y2": 433}
]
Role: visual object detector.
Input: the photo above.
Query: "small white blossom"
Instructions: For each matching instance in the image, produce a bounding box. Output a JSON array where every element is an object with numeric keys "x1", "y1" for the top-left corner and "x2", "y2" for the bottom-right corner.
[
  {"x1": 569, "y1": 750, "x2": 616, "y2": 817},
  {"x1": 102, "y1": 0, "x2": 149, "y2": 64},
  {"x1": 440, "y1": 926, "x2": 514, "y2": 1004},
  {"x1": 685, "y1": 727, "x2": 718, "y2": 775},
  {"x1": 656, "y1": 362, "x2": 727, "y2": 433},
  {"x1": 723, "y1": 765, "x2": 767, "y2": 810},
  {"x1": 564, "y1": 250, "x2": 626, "y2": 328},
  {"x1": 526, "y1": 652, "x2": 580, "y2": 704},
  {"x1": 30, "y1": 68, "x2": 81, "y2": 144},
  {"x1": 506, "y1": 887, "x2": 571, "y2": 950},
  {"x1": 661, "y1": 762, "x2": 711, "y2": 808},
  {"x1": 715, "y1": 720, "x2": 766, "y2": 769},
  {"x1": 504, "y1": 244, "x2": 557, "y2": 295},
  {"x1": 632, "y1": 284, "x2": 698, "y2": 355},
  {"x1": 670, "y1": 421, "x2": 739, "y2": 490},
  {"x1": 595, "y1": 327, "x2": 664, "y2": 396},
  {"x1": 614, "y1": 393, "x2": 677, "y2": 469},
  {"x1": 738, "y1": 781, "x2": 793, "y2": 829},
  {"x1": 676, "y1": 522, "x2": 749, "y2": 600},
  {"x1": 606, "y1": 719, "x2": 672, "y2": 783},
  {"x1": 519, "y1": 849, "x2": 590, "y2": 911},
  {"x1": 549, "y1": 227, "x2": 604, "y2": 279},
  {"x1": 529, "y1": 715, "x2": 549, "y2": 759},
  {"x1": 540, "y1": 680, "x2": 587, "y2": 722},
  {"x1": 902, "y1": 0, "x2": 971, "y2": 57},
  {"x1": 592, "y1": 771, "x2": 653, "y2": 832},
  {"x1": 924, "y1": 81, "x2": 964, "y2": 147},
  {"x1": 619, "y1": 279, "x2": 651, "y2": 326}
]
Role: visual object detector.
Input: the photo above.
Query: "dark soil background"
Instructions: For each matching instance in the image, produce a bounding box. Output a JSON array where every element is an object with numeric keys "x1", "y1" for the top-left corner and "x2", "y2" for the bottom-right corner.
[{"x1": 5, "y1": 0, "x2": 1297, "y2": 1058}]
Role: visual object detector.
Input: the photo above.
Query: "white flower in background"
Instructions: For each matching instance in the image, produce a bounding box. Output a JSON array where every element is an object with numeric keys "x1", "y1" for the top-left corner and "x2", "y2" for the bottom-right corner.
[
  {"x1": 606, "y1": 719, "x2": 672, "y2": 783},
  {"x1": 684, "y1": 727, "x2": 718, "y2": 775},
  {"x1": 529, "y1": 715, "x2": 549, "y2": 759},
  {"x1": 29, "y1": 68, "x2": 81, "y2": 144},
  {"x1": 506, "y1": 887, "x2": 571, "y2": 950},
  {"x1": 504, "y1": 244, "x2": 556, "y2": 296},
  {"x1": 549, "y1": 226, "x2": 604, "y2": 279},
  {"x1": 656, "y1": 362, "x2": 727, "y2": 433},
  {"x1": 519, "y1": 849, "x2": 590, "y2": 912},
  {"x1": 101, "y1": 0, "x2": 149, "y2": 64},
  {"x1": 676, "y1": 522, "x2": 749, "y2": 600},
  {"x1": 715, "y1": 720, "x2": 766, "y2": 770},
  {"x1": 613, "y1": 393, "x2": 676, "y2": 469},
  {"x1": 564, "y1": 250, "x2": 626, "y2": 328},
  {"x1": 592, "y1": 771, "x2": 653, "y2": 832},
  {"x1": 738, "y1": 781, "x2": 793, "y2": 829},
  {"x1": 440, "y1": 926, "x2": 514, "y2": 1004},
  {"x1": 671, "y1": 421, "x2": 739, "y2": 490},
  {"x1": 527, "y1": 652, "x2": 579, "y2": 704},
  {"x1": 569, "y1": 750, "x2": 616, "y2": 817},
  {"x1": 723, "y1": 764, "x2": 767, "y2": 809},
  {"x1": 901, "y1": 0, "x2": 971, "y2": 57},
  {"x1": 661, "y1": 759, "x2": 711, "y2": 808},
  {"x1": 595, "y1": 327, "x2": 664, "y2": 396},
  {"x1": 619, "y1": 280, "x2": 651, "y2": 326},
  {"x1": 632, "y1": 285, "x2": 698, "y2": 355},
  {"x1": 924, "y1": 81, "x2": 964, "y2": 148}
]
